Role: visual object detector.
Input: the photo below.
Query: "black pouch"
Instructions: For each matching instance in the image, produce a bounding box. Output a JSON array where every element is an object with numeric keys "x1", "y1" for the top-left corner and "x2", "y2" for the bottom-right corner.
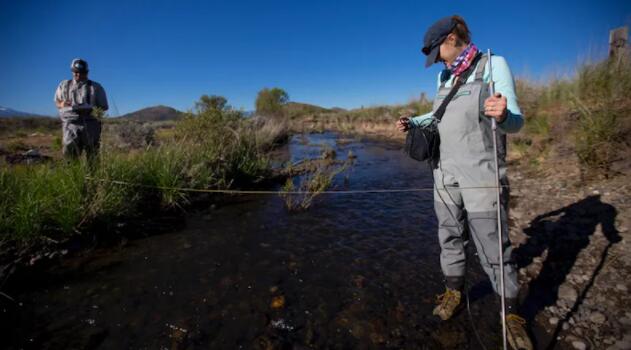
[{"x1": 404, "y1": 119, "x2": 439, "y2": 166}]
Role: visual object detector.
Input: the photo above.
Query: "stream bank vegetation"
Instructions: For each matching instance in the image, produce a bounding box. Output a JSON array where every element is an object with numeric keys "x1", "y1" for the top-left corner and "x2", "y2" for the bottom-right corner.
[
  {"x1": 0, "y1": 95, "x2": 289, "y2": 244},
  {"x1": 279, "y1": 148, "x2": 354, "y2": 212},
  {"x1": 511, "y1": 54, "x2": 630, "y2": 178}
]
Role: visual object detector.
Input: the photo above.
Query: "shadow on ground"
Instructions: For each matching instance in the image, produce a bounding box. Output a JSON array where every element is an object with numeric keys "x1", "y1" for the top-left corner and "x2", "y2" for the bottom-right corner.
[{"x1": 514, "y1": 195, "x2": 621, "y2": 349}]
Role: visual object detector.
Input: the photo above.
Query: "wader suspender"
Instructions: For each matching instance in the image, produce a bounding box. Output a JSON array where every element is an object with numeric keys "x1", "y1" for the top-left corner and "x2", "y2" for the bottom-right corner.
[
  {"x1": 65, "y1": 79, "x2": 93, "y2": 107},
  {"x1": 85, "y1": 80, "x2": 93, "y2": 107},
  {"x1": 65, "y1": 80, "x2": 71, "y2": 102},
  {"x1": 432, "y1": 53, "x2": 484, "y2": 122},
  {"x1": 474, "y1": 55, "x2": 489, "y2": 82}
]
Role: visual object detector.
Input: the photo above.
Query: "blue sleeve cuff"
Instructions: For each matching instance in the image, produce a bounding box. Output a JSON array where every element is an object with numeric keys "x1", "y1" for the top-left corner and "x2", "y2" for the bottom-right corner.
[
  {"x1": 497, "y1": 110, "x2": 524, "y2": 133},
  {"x1": 409, "y1": 112, "x2": 434, "y2": 128}
]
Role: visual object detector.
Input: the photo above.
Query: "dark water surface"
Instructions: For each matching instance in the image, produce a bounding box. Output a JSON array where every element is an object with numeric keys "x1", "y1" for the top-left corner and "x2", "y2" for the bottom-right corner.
[{"x1": 5, "y1": 133, "x2": 505, "y2": 349}]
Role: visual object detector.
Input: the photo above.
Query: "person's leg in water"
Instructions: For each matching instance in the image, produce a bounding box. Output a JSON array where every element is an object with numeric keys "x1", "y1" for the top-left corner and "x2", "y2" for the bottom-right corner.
[
  {"x1": 464, "y1": 182, "x2": 533, "y2": 350},
  {"x1": 433, "y1": 167, "x2": 467, "y2": 320}
]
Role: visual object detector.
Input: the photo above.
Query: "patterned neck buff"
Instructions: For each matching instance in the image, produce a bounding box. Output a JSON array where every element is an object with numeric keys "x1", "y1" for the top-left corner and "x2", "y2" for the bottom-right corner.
[{"x1": 440, "y1": 43, "x2": 479, "y2": 82}]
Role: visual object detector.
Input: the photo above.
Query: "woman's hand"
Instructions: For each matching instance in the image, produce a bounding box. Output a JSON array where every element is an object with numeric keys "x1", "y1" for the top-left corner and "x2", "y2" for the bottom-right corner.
[
  {"x1": 484, "y1": 92, "x2": 507, "y2": 123},
  {"x1": 397, "y1": 117, "x2": 411, "y2": 132}
]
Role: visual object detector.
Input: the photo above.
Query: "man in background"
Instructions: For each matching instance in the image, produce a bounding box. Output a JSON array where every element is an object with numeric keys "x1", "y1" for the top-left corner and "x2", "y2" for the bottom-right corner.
[{"x1": 54, "y1": 58, "x2": 108, "y2": 163}]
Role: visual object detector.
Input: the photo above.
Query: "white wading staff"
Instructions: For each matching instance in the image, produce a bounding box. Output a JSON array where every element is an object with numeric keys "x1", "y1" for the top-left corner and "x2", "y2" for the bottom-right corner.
[{"x1": 487, "y1": 48, "x2": 508, "y2": 350}]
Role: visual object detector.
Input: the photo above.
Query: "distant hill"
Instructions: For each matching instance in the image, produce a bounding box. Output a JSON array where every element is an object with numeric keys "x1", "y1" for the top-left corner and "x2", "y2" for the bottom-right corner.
[
  {"x1": 0, "y1": 106, "x2": 51, "y2": 118},
  {"x1": 116, "y1": 105, "x2": 183, "y2": 122},
  {"x1": 284, "y1": 102, "x2": 332, "y2": 118}
]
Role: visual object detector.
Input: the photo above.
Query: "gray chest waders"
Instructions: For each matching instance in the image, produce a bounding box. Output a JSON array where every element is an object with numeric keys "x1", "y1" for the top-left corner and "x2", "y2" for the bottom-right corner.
[{"x1": 64, "y1": 80, "x2": 99, "y2": 159}]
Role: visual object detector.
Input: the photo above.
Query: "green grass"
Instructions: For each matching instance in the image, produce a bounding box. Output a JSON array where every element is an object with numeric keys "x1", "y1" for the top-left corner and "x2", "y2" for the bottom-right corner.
[{"x1": 0, "y1": 162, "x2": 86, "y2": 240}]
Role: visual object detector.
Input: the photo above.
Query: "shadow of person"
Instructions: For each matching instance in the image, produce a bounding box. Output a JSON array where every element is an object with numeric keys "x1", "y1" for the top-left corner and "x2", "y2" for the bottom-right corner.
[{"x1": 513, "y1": 194, "x2": 621, "y2": 348}]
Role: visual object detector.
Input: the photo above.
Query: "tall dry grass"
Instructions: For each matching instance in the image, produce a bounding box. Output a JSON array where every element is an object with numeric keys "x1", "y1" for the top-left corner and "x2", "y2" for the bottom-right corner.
[{"x1": 514, "y1": 54, "x2": 630, "y2": 175}]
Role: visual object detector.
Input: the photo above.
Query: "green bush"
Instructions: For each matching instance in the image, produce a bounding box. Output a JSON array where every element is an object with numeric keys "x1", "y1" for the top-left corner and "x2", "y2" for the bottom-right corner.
[
  {"x1": 195, "y1": 95, "x2": 229, "y2": 113},
  {"x1": 255, "y1": 87, "x2": 289, "y2": 119}
]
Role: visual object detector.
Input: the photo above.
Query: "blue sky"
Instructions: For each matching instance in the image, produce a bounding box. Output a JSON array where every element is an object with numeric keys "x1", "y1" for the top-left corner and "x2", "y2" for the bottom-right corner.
[{"x1": 1, "y1": 0, "x2": 629, "y2": 116}]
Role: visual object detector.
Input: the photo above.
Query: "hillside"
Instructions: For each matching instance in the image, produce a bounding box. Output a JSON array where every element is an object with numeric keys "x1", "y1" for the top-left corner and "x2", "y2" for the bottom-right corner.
[
  {"x1": 0, "y1": 106, "x2": 51, "y2": 118},
  {"x1": 116, "y1": 105, "x2": 183, "y2": 122},
  {"x1": 284, "y1": 102, "x2": 334, "y2": 119}
]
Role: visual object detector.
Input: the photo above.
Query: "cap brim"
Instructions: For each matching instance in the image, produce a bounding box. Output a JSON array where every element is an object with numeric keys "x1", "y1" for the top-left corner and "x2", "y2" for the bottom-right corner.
[{"x1": 424, "y1": 45, "x2": 440, "y2": 68}]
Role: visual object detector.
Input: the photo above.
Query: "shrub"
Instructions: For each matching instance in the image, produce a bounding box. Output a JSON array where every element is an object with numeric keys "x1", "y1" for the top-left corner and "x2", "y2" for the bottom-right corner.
[
  {"x1": 195, "y1": 95, "x2": 229, "y2": 113},
  {"x1": 104, "y1": 122, "x2": 155, "y2": 150},
  {"x1": 255, "y1": 87, "x2": 289, "y2": 119},
  {"x1": 572, "y1": 56, "x2": 630, "y2": 174}
]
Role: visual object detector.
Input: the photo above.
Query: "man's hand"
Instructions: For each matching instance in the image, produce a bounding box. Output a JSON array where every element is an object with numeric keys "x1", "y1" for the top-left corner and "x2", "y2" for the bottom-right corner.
[
  {"x1": 484, "y1": 92, "x2": 507, "y2": 123},
  {"x1": 397, "y1": 117, "x2": 411, "y2": 132},
  {"x1": 56, "y1": 99, "x2": 71, "y2": 109}
]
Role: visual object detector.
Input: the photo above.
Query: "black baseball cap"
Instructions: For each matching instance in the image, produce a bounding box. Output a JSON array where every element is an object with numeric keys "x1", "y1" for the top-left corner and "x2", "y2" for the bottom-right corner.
[
  {"x1": 422, "y1": 16, "x2": 457, "y2": 68},
  {"x1": 70, "y1": 58, "x2": 89, "y2": 73}
]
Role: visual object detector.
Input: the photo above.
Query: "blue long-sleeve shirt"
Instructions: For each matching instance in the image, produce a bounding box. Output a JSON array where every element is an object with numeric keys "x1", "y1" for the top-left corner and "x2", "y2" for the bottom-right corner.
[{"x1": 409, "y1": 55, "x2": 524, "y2": 133}]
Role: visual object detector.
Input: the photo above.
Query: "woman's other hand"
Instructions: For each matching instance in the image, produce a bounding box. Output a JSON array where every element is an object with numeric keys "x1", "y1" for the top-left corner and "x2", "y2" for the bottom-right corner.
[
  {"x1": 397, "y1": 117, "x2": 411, "y2": 132},
  {"x1": 484, "y1": 92, "x2": 507, "y2": 123}
]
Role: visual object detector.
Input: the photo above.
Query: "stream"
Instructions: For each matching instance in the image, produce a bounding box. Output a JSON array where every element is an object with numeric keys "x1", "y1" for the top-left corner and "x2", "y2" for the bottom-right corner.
[{"x1": 4, "y1": 132, "x2": 506, "y2": 349}]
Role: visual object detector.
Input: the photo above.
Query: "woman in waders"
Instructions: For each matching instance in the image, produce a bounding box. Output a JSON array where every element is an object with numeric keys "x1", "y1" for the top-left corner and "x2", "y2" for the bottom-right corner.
[{"x1": 397, "y1": 15, "x2": 533, "y2": 350}]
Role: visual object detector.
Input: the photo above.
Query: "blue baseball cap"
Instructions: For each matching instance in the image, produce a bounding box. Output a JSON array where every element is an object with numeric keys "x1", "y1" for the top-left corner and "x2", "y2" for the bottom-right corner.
[{"x1": 422, "y1": 16, "x2": 457, "y2": 68}]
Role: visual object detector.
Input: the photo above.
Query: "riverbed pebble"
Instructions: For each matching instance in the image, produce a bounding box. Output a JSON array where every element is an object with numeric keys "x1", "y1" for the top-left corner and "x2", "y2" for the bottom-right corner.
[
  {"x1": 589, "y1": 312, "x2": 607, "y2": 325},
  {"x1": 572, "y1": 340, "x2": 587, "y2": 350}
]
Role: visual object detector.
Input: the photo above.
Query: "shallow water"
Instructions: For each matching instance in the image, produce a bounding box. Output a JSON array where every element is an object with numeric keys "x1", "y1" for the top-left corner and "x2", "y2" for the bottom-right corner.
[{"x1": 4, "y1": 133, "x2": 506, "y2": 349}]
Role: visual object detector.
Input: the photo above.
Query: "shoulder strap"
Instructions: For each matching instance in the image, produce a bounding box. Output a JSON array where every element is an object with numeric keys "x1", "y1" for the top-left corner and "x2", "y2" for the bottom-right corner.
[
  {"x1": 433, "y1": 52, "x2": 483, "y2": 121},
  {"x1": 474, "y1": 54, "x2": 489, "y2": 81},
  {"x1": 85, "y1": 80, "x2": 93, "y2": 105},
  {"x1": 65, "y1": 79, "x2": 72, "y2": 100}
]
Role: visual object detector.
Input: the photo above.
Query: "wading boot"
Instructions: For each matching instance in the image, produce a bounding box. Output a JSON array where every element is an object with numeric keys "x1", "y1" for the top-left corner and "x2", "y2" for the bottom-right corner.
[
  {"x1": 432, "y1": 287, "x2": 463, "y2": 320},
  {"x1": 506, "y1": 313, "x2": 533, "y2": 350}
]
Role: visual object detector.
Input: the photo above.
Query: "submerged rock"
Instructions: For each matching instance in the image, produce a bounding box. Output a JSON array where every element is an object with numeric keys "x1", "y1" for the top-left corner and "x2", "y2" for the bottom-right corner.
[{"x1": 558, "y1": 284, "x2": 579, "y2": 303}]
